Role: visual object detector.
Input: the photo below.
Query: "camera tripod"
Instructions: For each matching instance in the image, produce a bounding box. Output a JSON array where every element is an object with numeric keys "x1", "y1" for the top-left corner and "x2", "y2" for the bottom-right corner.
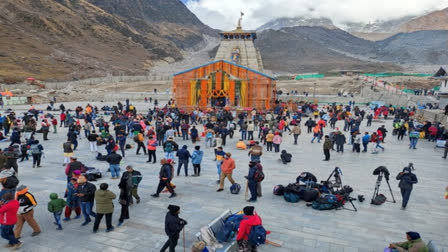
[
  {"x1": 371, "y1": 170, "x2": 396, "y2": 204},
  {"x1": 325, "y1": 167, "x2": 358, "y2": 212}
]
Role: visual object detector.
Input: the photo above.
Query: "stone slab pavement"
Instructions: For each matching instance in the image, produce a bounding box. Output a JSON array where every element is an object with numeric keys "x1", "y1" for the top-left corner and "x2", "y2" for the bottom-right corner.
[{"x1": 1, "y1": 101, "x2": 447, "y2": 252}]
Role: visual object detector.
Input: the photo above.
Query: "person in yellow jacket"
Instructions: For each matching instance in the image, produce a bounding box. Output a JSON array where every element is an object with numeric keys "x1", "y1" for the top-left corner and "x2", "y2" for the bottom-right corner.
[
  {"x1": 265, "y1": 131, "x2": 274, "y2": 151},
  {"x1": 135, "y1": 132, "x2": 146, "y2": 155}
]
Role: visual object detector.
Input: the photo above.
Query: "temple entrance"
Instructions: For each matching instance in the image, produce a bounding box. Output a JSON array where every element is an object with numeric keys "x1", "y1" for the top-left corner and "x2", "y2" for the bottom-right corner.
[{"x1": 211, "y1": 96, "x2": 227, "y2": 107}]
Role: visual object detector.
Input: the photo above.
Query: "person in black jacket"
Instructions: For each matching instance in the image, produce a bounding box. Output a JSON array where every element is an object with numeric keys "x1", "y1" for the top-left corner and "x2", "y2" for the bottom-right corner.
[
  {"x1": 76, "y1": 176, "x2": 97, "y2": 225},
  {"x1": 160, "y1": 204, "x2": 187, "y2": 252},
  {"x1": 334, "y1": 132, "x2": 346, "y2": 153},
  {"x1": 106, "y1": 151, "x2": 122, "y2": 179},
  {"x1": 305, "y1": 118, "x2": 316, "y2": 134},
  {"x1": 117, "y1": 168, "x2": 132, "y2": 227},
  {"x1": 151, "y1": 159, "x2": 176, "y2": 198},
  {"x1": 396, "y1": 167, "x2": 418, "y2": 209}
]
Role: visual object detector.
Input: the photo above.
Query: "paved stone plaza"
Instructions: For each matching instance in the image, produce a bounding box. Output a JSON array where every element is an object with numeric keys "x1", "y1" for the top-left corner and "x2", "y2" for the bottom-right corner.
[{"x1": 1, "y1": 102, "x2": 447, "y2": 252}]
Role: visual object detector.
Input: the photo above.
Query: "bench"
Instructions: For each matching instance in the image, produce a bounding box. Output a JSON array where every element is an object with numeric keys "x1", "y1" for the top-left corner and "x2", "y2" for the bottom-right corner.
[{"x1": 195, "y1": 209, "x2": 238, "y2": 252}]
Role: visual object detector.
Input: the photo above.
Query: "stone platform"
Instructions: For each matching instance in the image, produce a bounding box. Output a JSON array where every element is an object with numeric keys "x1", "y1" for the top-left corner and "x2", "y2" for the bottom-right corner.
[{"x1": 2, "y1": 102, "x2": 447, "y2": 252}]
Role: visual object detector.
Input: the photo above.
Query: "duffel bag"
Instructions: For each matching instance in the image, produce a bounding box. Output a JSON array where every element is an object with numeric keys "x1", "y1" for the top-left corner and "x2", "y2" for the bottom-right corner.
[
  {"x1": 283, "y1": 192, "x2": 300, "y2": 203},
  {"x1": 301, "y1": 188, "x2": 320, "y2": 202},
  {"x1": 371, "y1": 194, "x2": 387, "y2": 205}
]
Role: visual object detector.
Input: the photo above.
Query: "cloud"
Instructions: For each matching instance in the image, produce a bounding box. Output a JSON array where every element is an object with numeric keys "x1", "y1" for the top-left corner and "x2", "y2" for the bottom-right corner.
[{"x1": 185, "y1": 0, "x2": 448, "y2": 30}]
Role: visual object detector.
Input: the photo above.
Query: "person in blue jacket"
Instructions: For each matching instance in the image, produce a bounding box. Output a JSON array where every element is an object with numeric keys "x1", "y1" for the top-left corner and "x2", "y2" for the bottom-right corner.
[
  {"x1": 362, "y1": 132, "x2": 370, "y2": 152},
  {"x1": 191, "y1": 146, "x2": 203, "y2": 177}
]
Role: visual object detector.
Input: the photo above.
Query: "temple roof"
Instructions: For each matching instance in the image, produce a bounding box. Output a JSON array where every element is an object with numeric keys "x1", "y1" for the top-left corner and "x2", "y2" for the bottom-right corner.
[{"x1": 173, "y1": 60, "x2": 276, "y2": 80}]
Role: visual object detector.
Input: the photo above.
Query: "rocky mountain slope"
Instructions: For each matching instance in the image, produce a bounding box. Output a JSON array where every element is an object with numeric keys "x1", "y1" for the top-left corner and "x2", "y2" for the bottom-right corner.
[
  {"x1": 0, "y1": 0, "x2": 217, "y2": 81},
  {"x1": 255, "y1": 26, "x2": 448, "y2": 73},
  {"x1": 395, "y1": 7, "x2": 448, "y2": 33},
  {"x1": 257, "y1": 17, "x2": 337, "y2": 31}
]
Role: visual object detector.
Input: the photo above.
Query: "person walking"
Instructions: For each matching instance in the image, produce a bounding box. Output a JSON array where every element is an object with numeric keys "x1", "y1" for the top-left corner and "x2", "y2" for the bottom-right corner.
[
  {"x1": 190, "y1": 126, "x2": 199, "y2": 144},
  {"x1": 0, "y1": 192, "x2": 21, "y2": 250},
  {"x1": 63, "y1": 178, "x2": 81, "y2": 221},
  {"x1": 290, "y1": 124, "x2": 301, "y2": 145},
  {"x1": 47, "y1": 193, "x2": 66, "y2": 230},
  {"x1": 160, "y1": 205, "x2": 187, "y2": 252},
  {"x1": 76, "y1": 176, "x2": 97, "y2": 226},
  {"x1": 14, "y1": 186, "x2": 41, "y2": 238},
  {"x1": 87, "y1": 130, "x2": 99, "y2": 152},
  {"x1": 151, "y1": 159, "x2": 176, "y2": 198},
  {"x1": 117, "y1": 133, "x2": 127, "y2": 158},
  {"x1": 217, "y1": 153, "x2": 236, "y2": 192},
  {"x1": 93, "y1": 183, "x2": 116, "y2": 233},
  {"x1": 123, "y1": 166, "x2": 142, "y2": 204},
  {"x1": 396, "y1": 167, "x2": 418, "y2": 210},
  {"x1": 29, "y1": 140, "x2": 43, "y2": 168},
  {"x1": 51, "y1": 117, "x2": 57, "y2": 134},
  {"x1": 311, "y1": 125, "x2": 321, "y2": 143},
  {"x1": 408, "y1": 128, "x2": 419, "y2": 150},
  {"x1": 147, "y1": 135, "x2": 157, "y2": 163},
  {"x1": 191, "y1": 146, "x2": 203, "y2": 177},
  {"x1": 323, "y1": 135, "x2": 332, "y2": 161},
  {"x1": 362, "y1": 132, "x2": 370, "y2": 152},
  {"x1": 176, "y1": 145, "x2": 191, "y2": 176},
  {"x1": 106, "y1": 151, "x2": 122, "y2": 179},
  {"x1": 117, "y1": 169, "x2": 132, "y2": 226},
  {"x1": 135, "y1": 131, "x2": 146, "y2": 155}
]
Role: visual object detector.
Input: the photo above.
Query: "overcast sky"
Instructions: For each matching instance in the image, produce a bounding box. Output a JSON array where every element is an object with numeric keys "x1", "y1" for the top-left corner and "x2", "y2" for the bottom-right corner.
[{"x1": 183, "y1": 0, "x2": 448, "y2": 30}]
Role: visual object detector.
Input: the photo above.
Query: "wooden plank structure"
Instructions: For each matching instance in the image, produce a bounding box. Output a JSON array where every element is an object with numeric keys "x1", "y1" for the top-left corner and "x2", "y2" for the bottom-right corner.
[{"x1": 173, "y1": 60, "x2": 277, "y2": 111}]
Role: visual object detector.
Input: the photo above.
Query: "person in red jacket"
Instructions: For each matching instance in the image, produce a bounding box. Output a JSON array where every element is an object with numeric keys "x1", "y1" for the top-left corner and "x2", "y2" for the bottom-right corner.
[
  {"x1": 60, "y1": 112, "x2": 66, "y2": 128},
  {"x1": 0, "y1": 192, "x2": 21, "y2": 249},
  {"x1": 237, "y1": 206, "x2": 262, "y2": 252}
]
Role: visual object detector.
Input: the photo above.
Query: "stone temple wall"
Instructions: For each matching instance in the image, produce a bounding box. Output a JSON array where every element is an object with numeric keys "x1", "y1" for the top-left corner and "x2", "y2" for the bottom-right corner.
[{"x1": 214, "y1": 39, "x2": 263, "y2": 72}]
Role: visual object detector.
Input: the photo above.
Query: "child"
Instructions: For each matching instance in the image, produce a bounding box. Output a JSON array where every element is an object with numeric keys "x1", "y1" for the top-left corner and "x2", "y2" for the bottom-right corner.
[{"x1": 47, "y1": 193, "x2": 66, "y2": 230}]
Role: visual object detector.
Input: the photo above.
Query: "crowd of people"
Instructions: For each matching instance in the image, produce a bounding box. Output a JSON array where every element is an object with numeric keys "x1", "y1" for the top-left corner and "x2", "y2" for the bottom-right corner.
[{"x1": 0, "y1": 97, "x2": 445, "y2": 251}]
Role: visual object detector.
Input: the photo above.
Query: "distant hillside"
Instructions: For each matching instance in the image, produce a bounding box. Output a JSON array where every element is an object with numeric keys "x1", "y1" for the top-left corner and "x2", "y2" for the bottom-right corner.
[
  {"x1": 255, "y1": 27, "x2": 399, "y2": 73},
  {"x1": 0, "y1": 0, "x2": 217, "y2": 81},
  {"x1": 256, "y1": 26, "x2": 447, "y2": 73},
  {"x1": 257, "y1": 17, "x2": 337, "y2": 31},
  {"x1": 395, "y1": 7, "x2": 448, "y2": 33}
]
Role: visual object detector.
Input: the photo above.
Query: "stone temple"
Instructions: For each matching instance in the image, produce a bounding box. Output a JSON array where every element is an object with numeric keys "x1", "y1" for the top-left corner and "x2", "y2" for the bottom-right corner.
[{"x1": 214, "y1": 12, "x2": 264, "y2": 72}]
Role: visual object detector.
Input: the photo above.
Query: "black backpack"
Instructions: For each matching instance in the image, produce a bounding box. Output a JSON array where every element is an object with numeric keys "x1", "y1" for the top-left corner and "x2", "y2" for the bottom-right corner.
[
  {"x1": 371, "y1": 194, "x2": 387, "y2": 205},
  {"x1": 3, "y1": 175, "x2": 19, "y2": 189}
]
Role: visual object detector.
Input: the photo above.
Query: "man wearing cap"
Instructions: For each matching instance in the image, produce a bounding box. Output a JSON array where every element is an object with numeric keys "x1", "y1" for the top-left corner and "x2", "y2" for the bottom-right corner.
[
  {"x1": 217, "y1": 153, "x2": 236, "y2": 192},
  {"x1": 14, "y1": 185, "x2": 41, "y2": 238},
  {"x1": 161, "y1": 204, "x2": 187, "y2": 252},
  {"x1": 389, "y1": 231, "x2": 428, "y2": 252},
  {"x1": 237, "y1": 206, "x2": 262, "y2": 252}
]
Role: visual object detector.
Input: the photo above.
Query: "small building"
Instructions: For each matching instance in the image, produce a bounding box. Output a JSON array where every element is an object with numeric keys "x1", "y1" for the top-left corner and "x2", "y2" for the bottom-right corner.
[
  {"x1": 433, "y1": 67, "x2": 448, "y2": 107},
  {"x1": 172, "y1": 60, "x2": 276, "y2": 111}
]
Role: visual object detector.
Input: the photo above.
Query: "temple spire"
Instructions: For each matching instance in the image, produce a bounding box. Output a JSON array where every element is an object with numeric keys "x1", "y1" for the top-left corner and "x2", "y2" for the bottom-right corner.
[{"x1": 236, "y1": 11, "x2": 244, "y2": 31}]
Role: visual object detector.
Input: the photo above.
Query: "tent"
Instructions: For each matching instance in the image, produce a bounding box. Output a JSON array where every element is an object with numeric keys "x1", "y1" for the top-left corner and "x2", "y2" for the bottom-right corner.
[{"x1": 433, "y1": 67, "x2": 447, "y2": 77}]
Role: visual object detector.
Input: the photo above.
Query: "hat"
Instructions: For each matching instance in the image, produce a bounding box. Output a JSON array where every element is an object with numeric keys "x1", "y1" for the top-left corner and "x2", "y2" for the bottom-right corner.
[
  {"x1": 168, "y1": 136, "x2": 174, "y2": 140},
  {"x1": 406, "y1": 232, "x2": 421, "y2": 240},
  {"x1": 70, "y1": 157, "x2": 77, "y2": 160},
  {"x1": 16, "y1": 185, "x2": 27, "y2": 192},
  {"x1": 168, "y1": 204, "x2": 180, "y2": 214},
  {"x1": 243, "y1": 206, "x2": 255, "y2": 216}
]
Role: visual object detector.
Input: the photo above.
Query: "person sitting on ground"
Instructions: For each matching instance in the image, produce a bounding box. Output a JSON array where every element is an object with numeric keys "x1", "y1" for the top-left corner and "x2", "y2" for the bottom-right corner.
[
  {"x1": 280, "y1": 150, "x2": 292, "y2": 164},
  {"x1": 236, "y1": 206, "x2": 262, "y2": 252},
  {"x1": 388, "y1": 231, "x2": 429, "y2": 252},
  {"x1": 236, "y1": 139, "x2": 247, "y2": 150}
]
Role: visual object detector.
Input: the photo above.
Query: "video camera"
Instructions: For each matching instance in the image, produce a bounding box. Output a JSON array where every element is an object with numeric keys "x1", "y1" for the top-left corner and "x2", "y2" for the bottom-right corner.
[{"x1": 372, "y1": 166, "x2": 390, "y2": 181}]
